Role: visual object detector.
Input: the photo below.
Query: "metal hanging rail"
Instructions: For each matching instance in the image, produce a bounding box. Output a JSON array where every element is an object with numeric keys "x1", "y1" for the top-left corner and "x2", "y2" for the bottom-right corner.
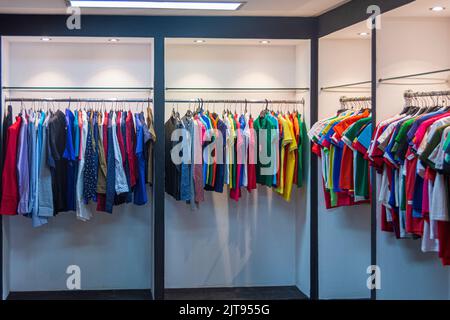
[
  {"x1": 165, "y1": 98, "x2": 305, "y2": 104},
  {"x1": 165, "y1": 87, "x2": 310, "y2": 92},
  {"x1": 403, "y1": 90, "x2": 450, "y2": 99},
  {"x1": 321, "y1": 80, "x2": 371, "y2": 91},
  {"x1": 4, "y1": 98, "x2": 153, "y2": 103},
  {"x1": 379, "y1": 68, "x2": 450, "y2": 84},
  {"x1": 2, "y1": 86, "x2": 154, "y2": 92},
  {"x1": 339, "y1": 96, "x2": 372, "y2": 103}
]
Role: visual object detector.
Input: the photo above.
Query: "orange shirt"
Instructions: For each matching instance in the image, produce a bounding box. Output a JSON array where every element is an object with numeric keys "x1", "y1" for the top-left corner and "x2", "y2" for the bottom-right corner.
[{"x1": 333, "y1": 109, "x2": 370, "y2": 140}]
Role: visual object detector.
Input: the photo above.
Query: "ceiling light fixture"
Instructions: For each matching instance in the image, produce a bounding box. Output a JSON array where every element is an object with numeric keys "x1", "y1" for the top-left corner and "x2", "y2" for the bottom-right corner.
[
  {"x1": 194, "y1": 40, "x2": 206, "y2": 43},
  {"x1": 358, "y1": 32, "x2": 369, "y2": 36},
  {"x1": 41, "y1": 37, "x2": 51, "y2": 41},
  {"x1": 69, "y1": 1, "x2": 244, "y2": 10},
  {"x1": 260, "y1": 40, "x2": 270, "y2": 44},
  {"x1": 109, "y1": 38, "x2": 119, "y2": 42},
  {"x1": 430, "y1": 6, "x2": 446, "y2": 11}
]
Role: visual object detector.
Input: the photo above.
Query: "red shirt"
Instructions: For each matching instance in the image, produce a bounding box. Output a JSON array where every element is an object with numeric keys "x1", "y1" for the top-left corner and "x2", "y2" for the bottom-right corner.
[
  {"x1": 247, "y1": 117, "x2": 257, "y2": 192},
  {"x1": 116, "y1": 111, "x2": 126, "y2": 164},
  {"x1": 126, "y1": 111, "x2": 138, "y2": 187},
  {"x1": 0, "y1": 116, "x2": 23, "y2": 215}
]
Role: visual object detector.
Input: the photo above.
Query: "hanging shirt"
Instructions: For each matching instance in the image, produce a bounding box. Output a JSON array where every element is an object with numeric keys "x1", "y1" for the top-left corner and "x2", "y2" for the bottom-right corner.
[
  {"x1": 83, "y1": 111, "x2": 99, "y2": 204},
  {"x1": 47, "y1": 110, "x2": 68, "y2": 215},
  {"x1": 112, "y1": 112, "x2": 129, "y2": 195},
  {"x1": 97, "y1": 111, "x2": 108, "y2": 194},
  {"x1": 17, "y1": 114, "x2": 30, "y2": 215},
  {"x1": 146, "y1": 106, "x2": 157, "y2": 185},
  {"x1": 29, "y1": 111, "x2": 47, "y2": 227},
  {"x1": 254, "y1": 115, "x2": 275, "y2": 187},
  {"x1": 134, "y1": 113, "x2": 148, "y2": 205},
  {"x1": 247, "y1": 116, "x2": 257, "y2": 191},
  {"x1": 76, "y1": 110, "x2": 90, "y2": 221},
  {"x1": 126, "y1": 111, "x2": 138, "y2": 188},
  {"x1": 193, "y1": 117, "x2": 205, "y2": 203},
  {"x1": 297, "y1": 113, "x2": 307, "y2": 188},
  {"x1": 0, "y1": 116, "x2": 23, "y2": 215},
  {"x1": 38, "y1": 112, "x2": 54, "y2": 218},
  {"x1": 63, "y1": 109, "x2": 77, "y2": 212},
  {"x1": 282, "y1": 115, "x2": 298, "y2": 202},
  {"x1": 105, "y1": 112, "x2": 116, "y2": 213}
]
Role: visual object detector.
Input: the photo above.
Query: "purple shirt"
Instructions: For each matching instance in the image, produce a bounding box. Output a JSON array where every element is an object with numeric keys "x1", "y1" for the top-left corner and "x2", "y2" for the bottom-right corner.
[{"x1": 17, "y1": 114, "x2": 30, "y2": 215}]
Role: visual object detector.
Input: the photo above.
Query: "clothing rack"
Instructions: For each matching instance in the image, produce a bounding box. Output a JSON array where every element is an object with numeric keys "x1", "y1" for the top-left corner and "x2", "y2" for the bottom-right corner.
[
  {"x1": 4, "y1": 97, "x2": 306, "y2": 105},
  {"x1": 321, "y1": 80, "x2": 372, "y2": 92},
  {"x1": 403, "y1": 90, "x2": 450, "y2": 99},
  {"x1": 165, "y1": 98, "x2": 305, "y2": 105},
  {"x1": 4, "y1": 98, "x2": 152, "y2": 103},
  {"x1": 165, "y1": 87, "x2": 310, "y2": 92},
  {"x1": 339, "y1": 96, "x2": 372, "y2": 103},
  {"x1": 2, "y1": 86, "x2": 154, "y2": 92},
  {"x1": 379, "y1": 68, "x2": 450, "y2": 84}
]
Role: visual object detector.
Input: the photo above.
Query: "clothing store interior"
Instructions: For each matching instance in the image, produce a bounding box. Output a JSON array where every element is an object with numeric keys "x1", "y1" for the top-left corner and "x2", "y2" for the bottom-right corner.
[{"x1": 0, "y1": 0, "x2": 449, "y2": 300}]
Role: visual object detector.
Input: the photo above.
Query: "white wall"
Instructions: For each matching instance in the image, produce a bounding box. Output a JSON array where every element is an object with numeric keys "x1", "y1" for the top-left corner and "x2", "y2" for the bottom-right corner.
[
  {"x1": 164, "y1": 42, "x2": 311, "y2": 290},
  {"x1": 318, "y1": 39, "x2": 372, "y2": 299},
  {"x1": 2, "y1": 39, "x2": 154, "y2": 293},
  {"x1": 377, "y1": 17, "x2": 450, "y2": 300}
]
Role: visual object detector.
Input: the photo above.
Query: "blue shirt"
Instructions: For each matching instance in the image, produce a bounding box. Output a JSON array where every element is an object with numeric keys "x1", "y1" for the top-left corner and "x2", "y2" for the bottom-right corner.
[
  {"x1": 134, "y1": 114, "x2": 148, "y2": 205},
  {"x1": 63, "y1": 109, "x2": 77, "y2": 211}
]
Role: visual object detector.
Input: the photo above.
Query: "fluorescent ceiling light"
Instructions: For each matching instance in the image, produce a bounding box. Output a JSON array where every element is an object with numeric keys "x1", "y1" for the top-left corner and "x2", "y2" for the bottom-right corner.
[
  {"x1": 430, "y1": 6, "x2": 446, "y2": 11},
  {"x1": 69, "y1": 1, "x2": 244, "y2": 10},
  {"x1": 194, "y1": 39, "x2": 206, "y2": 43},
  {"x1": 358, "y1": 32, "x2": 369, "y2": 36},
  {"x1": 41, "y1": 37, "x2": 51, "y2": 41},
  {"x1": 260, "y1": 40, "x2": 270, "y2": 44}
]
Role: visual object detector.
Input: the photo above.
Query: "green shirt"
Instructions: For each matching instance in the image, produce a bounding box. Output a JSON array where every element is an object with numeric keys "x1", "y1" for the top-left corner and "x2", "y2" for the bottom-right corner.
[{"x1": 254, "y1": 115, "x2": 275, "y2": 187}]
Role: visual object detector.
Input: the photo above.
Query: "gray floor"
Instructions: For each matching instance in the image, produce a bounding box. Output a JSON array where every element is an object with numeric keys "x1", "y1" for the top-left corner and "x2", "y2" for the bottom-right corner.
[
  {"x1": 165, "y1": 286, "x2": 308, "y2": 300},
  {"x1": 7, "y1": 289, "x2": 153, "y2": 300}
]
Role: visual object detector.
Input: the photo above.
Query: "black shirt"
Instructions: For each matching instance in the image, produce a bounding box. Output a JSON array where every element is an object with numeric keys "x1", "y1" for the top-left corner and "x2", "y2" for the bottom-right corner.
[
  {"x1": 48, "y1": 110, "x2": 68, "y2": 214},
  {"x1": 165, "y1": 116, "x2": 182, "y2": 200}
]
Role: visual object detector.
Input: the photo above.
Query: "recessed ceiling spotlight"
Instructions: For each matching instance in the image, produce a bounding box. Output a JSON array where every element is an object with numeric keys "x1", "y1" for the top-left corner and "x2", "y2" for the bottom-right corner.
[
  {"x1": 194, "y1": 40, "x2": 206, "y2": 43},
  {"x1": 358, "y1": 32, "x2": 370, "y2": 36},
  {"x1": 109, "y1": 38, "x2": 119, "y2": 42},
  {"x1": 260, "y1": 40, "x2": 271, "y2": 44},
  {"x1": 430, "y1": 6, "x2": 446, "y2": 11},
  {"x1": 41, "y1": 37, "x2": 51, "y2": 41},
  {"x1": 69, "y1": 1, "x2": 244, "y2": 11}
]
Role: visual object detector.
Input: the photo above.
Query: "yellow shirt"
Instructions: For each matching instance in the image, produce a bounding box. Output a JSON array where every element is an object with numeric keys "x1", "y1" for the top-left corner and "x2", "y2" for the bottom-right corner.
[
  {"x1": 282, "y1": 115, "x2": 298, "y2": 202},
  {"x1": 275, "y1": 115, "x2": 294, "y2": 195}
]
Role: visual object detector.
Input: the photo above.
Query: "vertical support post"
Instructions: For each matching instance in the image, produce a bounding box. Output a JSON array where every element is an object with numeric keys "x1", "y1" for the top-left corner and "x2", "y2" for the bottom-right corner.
[
  {"x1": 370, "y1": 27, "x2": 377, "y2": 301},
  {"x1": 310, "y1": 36, "x2": 319, "y2": 301},
  {"x1": 153, "y1": 35, "x2": 165, "y2": 300}
]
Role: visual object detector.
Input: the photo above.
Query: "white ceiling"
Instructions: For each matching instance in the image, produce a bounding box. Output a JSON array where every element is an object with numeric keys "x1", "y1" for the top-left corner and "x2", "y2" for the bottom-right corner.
[
  {"x1": 385, "y1": 0, "x2": 450, "y2": 17},
  {"x1": 324, "y1": 0, "x2": 450, "y2": 39},
  {"x1": 0, "y1": 0, "x2": 349, "y2": 17}
]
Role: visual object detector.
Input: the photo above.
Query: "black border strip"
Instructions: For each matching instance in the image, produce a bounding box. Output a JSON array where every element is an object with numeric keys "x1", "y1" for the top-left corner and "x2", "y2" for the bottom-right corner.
[
  {"x1": 309, "y1": 34, "x2": 319, "y2": 300},
  {"x1": 370, "y1": 26, "x2": 377, "y2": 301},
  {"x1": 153, "y1": 36, "x2": 165, "y2": 301}
]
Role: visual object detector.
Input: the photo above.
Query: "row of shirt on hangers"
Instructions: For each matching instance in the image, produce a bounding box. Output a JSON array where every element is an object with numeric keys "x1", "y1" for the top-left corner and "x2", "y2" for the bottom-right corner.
[
  {"x1": 368, "y1": 100, "x2": 450, "y2": 265},
  {"x1": 164, "y1": 108, "x2": 308, "y2": 205},
  {"x1": 308, "y1": 108, "x2": 372, "y2": 208},
  {"x1": 0, "y1": 104, "x2": 156, "y2": 227}
]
